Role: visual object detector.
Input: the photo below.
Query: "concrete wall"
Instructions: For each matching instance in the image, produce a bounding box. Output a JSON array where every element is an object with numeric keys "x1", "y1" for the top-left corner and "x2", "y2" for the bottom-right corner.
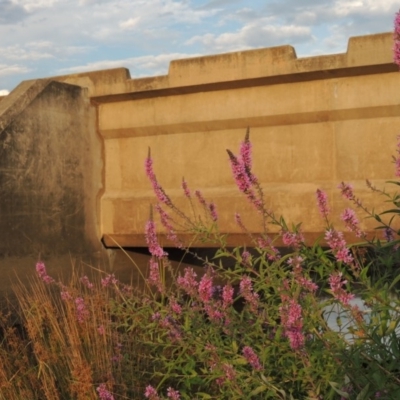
[
  {"x1": 55, "y1": 32, "x2": 400, "y2": 248},
  {"x1": 1, "y1": 32, "x2": 399, "y2": 288},
  {"x1": 0, "y1": 79, "x2": 105, "y2": 293}
]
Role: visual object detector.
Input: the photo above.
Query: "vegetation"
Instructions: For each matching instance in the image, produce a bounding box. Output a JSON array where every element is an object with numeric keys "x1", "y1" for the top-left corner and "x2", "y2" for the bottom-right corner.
[{"x1": 0, "y1": 13, "x2": 400, "y2": 400}]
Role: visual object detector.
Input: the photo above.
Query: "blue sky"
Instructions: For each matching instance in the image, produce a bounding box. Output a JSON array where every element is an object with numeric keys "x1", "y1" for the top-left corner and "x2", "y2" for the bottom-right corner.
[{"x1": 0, "y1": 0, "x2": 398, "y2": 95}]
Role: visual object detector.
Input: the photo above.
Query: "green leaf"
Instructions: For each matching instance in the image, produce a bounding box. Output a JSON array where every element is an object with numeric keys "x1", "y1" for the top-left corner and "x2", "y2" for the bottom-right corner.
[
  {"x1": 329, "y1": 382, "x2": 350, "y2": 398},
  {"x1": 379, "y1": 209, "x2": 400, "y2": 215},
  {"x1": 250, "y1": 385, "x2": 268, "y2": 396},
  {"x1": 195, "y1": 393, "x2": 212, "y2": 399},
  {"x1": 389, "y1": 274, "x2": 400, "y2": 291},
  {"x1": 356, "y1": 383, "x2": 370, "y2": 400},
  {"x1": 232, "y1": 340, "x2": 238, "y2": 353}
]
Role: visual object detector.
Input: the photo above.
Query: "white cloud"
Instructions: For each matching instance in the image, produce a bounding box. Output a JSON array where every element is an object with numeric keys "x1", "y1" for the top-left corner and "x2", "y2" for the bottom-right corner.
[
  {"x1": 334, "y1": 0, "x2": 398, "y2": 17},
  {"x1": 0, "y1": 89, "x2": 9, "y2": 95},
  {"x1": 58, "y1": 52, "x2": 202, "y2": 77},
  {"x1": 119, "y1": 16, "x2": 141, "y2": 30},
  {"x1": 11, "y1": 0, "x2": 59, "y2": 12},
  {"x1": 0, "y1": 64, "x2": 31, "y2": 77},
  {"x1": 186, "y1": 19, "x2": 313, "y2": 52},
  {"x1": 0, "y1": 45, "x2": 54, "y2": 61}
]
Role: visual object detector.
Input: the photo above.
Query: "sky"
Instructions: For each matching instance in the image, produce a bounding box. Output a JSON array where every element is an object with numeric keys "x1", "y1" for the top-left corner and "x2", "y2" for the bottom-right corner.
[{"x1": 0, "y1": 0, "x2": 399, "y2": 95}]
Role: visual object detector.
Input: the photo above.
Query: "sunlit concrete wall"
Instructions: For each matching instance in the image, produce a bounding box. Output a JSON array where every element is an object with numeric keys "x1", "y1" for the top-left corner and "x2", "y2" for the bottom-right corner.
[
  {"x1": 2, "y1": 31, "x2": 399, "y2": 280},
  {"x1": 58, "y1": 32, "x2": 399, "y2": 248}
]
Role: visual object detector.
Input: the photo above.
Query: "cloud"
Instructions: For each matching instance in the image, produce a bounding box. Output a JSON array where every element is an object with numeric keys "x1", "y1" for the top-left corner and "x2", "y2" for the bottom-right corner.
[
  {"x1": 11, "y1": 0, "x2": 59, "y2": 12},
  {"x1": 0, "y1": 89, "x2": 9, "y2": 95},
  {"x1": 58, "y1": 52, "x2": 202, "y2": 77},
  {"x1": 119, "y1": 16, "x2": 141, "y2": 30},
  {"x1": 186, "y1": 18, "x2": 313, "y2": 52},
  {"x1": 0, "y1": 64, "x2": 31, "y2": 77},
  {"x1": 0, "y1": 0, "x2": 28, "y2": 24}
]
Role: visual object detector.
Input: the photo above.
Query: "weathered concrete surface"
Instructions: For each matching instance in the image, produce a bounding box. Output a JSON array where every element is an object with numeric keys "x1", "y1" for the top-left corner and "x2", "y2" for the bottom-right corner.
[
  {"x1": 88, "y1": 32, "x2": 399, "y2": 247},
  {"x1": 0, "y1": 80, "x2": 106, "y2": 293},
  {"x1": 2, "y1": 32, "x2": 399, "y2": 286}
]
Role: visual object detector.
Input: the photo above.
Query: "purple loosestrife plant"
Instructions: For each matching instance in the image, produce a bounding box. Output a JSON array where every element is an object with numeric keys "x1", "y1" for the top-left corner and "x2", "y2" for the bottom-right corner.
[
  {"x1": 166, "y1": 387, "x2": 180, "y2": 400},
  {"x1": 145, "y1": 219, "x2": 168, "y2": 258},
  {"x1": 136, "y1": 126, "x2": 400, "y2": 399},
  {"x1": 144, "y1": 385, "x2": 160, "y2": 400},
  {"x1": 394, "y1": 10, "x2": 400, "y2": 67},
  {"x1": 242, "y1": 346, "x2": 262, "y2": 371},
  {"x1": 316, "y1": 189, "x2": 330, "y2": 220},
  {"x1": 328, "y1": 272, "x2": 355, "y2": 306},
  {"x1": 341, "y1": 208, "x2": 364, "y2": 238},
  {"x1": 96, "y1": 384, "x2": 115, "y2": 400},
  {"x1": 35, "y1": 261, "x2": 55, "y2": 284}
]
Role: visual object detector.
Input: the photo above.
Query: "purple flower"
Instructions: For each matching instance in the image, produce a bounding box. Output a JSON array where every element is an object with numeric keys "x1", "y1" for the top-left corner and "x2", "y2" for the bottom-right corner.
[
  {"x1": 144, "y1": 385, "x2": 160, "y2": 400},
  {"x1": 242, "y1": 346, "x2": 262, "y2": 371},
  {"x1": 208, "y1": 201, "x2": 218, "y2": 222},
  {"x1": 148, "y1": 257, "x2": 164, "y2": 293},
  {"x1": 384, "y1": 227, "x2": 395, "y2": 242},
  {"x1": 155, "y1": 204, "x2": 183, "y2": 248},
  {"x1": 316, "y1": 189, "x2": 329, "y2": 219},
  {"x1": 167, "y1": 387, "x2": 181, "y2": 400},
  {"x1": 75, "y1": 297, "x2": 89, "y2": 323},
  {"x1": 145, "y1": 219, "x2": 168, "y2": 258},
  {"x1": 239, "y1": 276, "x2": 259, "y2": 313},
  {"x1": 227, "y1": 148, "x2": 262, "y2": 213},
  {"x1": 338, "y1": 182, "x2": 354, "y2": 200},
  {"x1": 282, "y1": 231, "x2": 304, "y2": 249},
  {"x1": 101, "y1": 274, "x2": 118, "y2": 288},
  {"x1": 394, "y1": 11, "x2": 400, "y2": 67},
  {"x1": 80, "y1": 275, "x2": 94, "y2": 289},
  {"x1": 96, "y1": 383, "x2": 114, "y2": 400},
  {"x1": 145, "y1": 151, "x2": 172, "y2": 206},
  {"x1": 341, "y1": 208, "x2": 364, "y2": 238},
  {"x1": 279, "y1": 295, "x2": 305, "y2": 350},
  {"x1": 198, "y1": 274, "x2": 213, "y2": 303},
  {"x1": 222, "y1": 284, "x2": 234, "y2": 309},
  {"x1": 35, "y1": 261, "x2": 54, "y2": 284},
  {"x1": 177, "y1": 267, "x2": 198, "y2": 297},
  {"x1": 325, "y1": 229, "x2": 354, "y2": 265},
  {"x1": 182, "y1": 177, "x2": 191, "y2": 198},
  {"x1": 60, "y1": 287, "x2": 73, "y2": 301},
  {"x1": 328, "y1": 272, "x2": 355, "y2": 306},
  {"x1": 395, "y1": 134, "x2": 400, "y2": 177}
]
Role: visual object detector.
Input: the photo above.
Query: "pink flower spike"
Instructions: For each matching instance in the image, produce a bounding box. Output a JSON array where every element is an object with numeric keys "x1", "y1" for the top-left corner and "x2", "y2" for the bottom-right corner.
[
  {"x1": 167, "y1": 387, "x2": 181, "y2": 400},
  {"x1": 395, "y1": 134, "x2": 400, "y2": 177},
  {"x1": 96, "y1": 383, "x2": 114, "y2": 400},
  {"x1": 182, "y1": 177, "x2": 191, "y2": 198},
  {"x1": 145, "y1": 150, "x2": 172, "y2": 206},
  {"x1": 324, "y1": 229, "x2": 354, "y2": 265},
  {"x1": 145, "y1": 219, "x2": 168, "y2": 258},
  {"x1": 240, "y1": 129, "x2": 252, "y2": 171},
  {"x1": 35, "y1": 261, "x2": 55, "y2": 284},
  {"x1": 242, "y1": 346, "x2": 262, "y2": 371},
  {"x1": 148, "y1": 257, "x2": 164, "y2": 293},
  {"x1": 341, "y1": 208, "x2": 364, "y2": 238},
  {"x1": 222, "y1": 284, "x2": 234, "y2": 309},
  {"x1": 394, "y1": 11, "x2": 400, "y2": 67},
  {"x1": 316, "y1": 189, "x2": 330, "y2": 219},
  {"x1": 75, "y1": 297, "x2": 89, "y2": 323},
  {"x1": 338, "y1": 182, "x2": 354, "y2": 200},
  {"x1": 144, "y1": 385, "x2": 160, "y2": 400},
  {"x1": 239, "y1": 276, "x2": 259, "y2": 313},
  {"x1": 177, "y1": 267, "x2": 198, "y2": 297},
  {"x1": 328, "y1": 272, "x2": 355, "y2": 306},
  {"x1": 198, "y1": 274, "x2": 213, "y2": 303},
  {"x1": 208, "y1": 202, "x2": 218, "y2": 222},
  {"x1": 80, "y1": 275, "x2": 94, "y2": 289}
]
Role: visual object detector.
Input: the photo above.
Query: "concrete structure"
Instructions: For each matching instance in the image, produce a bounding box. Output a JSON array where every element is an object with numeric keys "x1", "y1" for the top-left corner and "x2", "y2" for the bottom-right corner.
[{"x1": 0, "y1": 32, "x2": 399, "y2": 290}]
